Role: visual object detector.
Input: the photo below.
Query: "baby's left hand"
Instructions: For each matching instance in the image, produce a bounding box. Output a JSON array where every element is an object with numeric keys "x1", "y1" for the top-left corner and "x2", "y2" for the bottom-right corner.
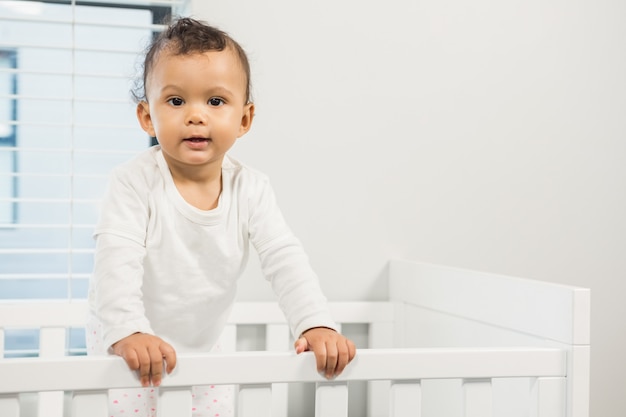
[{"x1": 294, "y1": 327, "x2": 356, "y2": 379}]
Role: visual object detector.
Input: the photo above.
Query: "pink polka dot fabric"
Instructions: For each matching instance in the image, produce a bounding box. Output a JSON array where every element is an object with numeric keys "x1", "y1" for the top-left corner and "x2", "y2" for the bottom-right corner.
[
  {"x1": 106, "y1": 384, "x2": 234, "y2": 417},
  {"x1": 191, "y1": 385, "x2": 234, "y2": 417},
  {"x1": 87, "y1": 319, "x2": 234, "y2": 417}
]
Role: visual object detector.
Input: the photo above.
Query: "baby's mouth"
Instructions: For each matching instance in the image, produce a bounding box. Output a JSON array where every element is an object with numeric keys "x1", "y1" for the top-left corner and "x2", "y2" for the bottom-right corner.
[{"x1": 184, "y1": 138, "x2": 210, "y2": 143}]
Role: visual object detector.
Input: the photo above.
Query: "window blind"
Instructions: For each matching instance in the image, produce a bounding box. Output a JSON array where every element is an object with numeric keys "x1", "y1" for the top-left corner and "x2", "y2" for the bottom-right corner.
[{"x1": 0, "y1": 0, "x2": 180, "y2": 301}]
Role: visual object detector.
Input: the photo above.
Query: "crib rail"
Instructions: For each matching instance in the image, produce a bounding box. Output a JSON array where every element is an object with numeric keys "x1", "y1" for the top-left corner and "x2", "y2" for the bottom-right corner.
[
  {"x1": 0, "y1": 348, "x2": 566, "y2": 417},
  {"x1": 0, "y1": 260, "x2": 590, "y2": 417}
]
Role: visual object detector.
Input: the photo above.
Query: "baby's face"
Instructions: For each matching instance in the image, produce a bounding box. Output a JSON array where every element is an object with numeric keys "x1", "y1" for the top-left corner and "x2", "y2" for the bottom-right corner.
[{"x1": 137, "y1": 47, "x2": 253, "y2": 170}]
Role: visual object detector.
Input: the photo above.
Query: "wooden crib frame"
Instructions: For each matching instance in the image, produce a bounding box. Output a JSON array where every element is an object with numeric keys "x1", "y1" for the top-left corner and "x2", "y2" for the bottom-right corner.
[{"x1": 0, "y1": 260, "x2": 590, "y2": 417}]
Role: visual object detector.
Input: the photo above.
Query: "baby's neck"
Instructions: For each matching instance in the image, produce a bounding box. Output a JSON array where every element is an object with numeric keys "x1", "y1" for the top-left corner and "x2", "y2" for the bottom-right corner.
[{"x1": 172, "y1": 172, "x2": 222, "y2": 211}]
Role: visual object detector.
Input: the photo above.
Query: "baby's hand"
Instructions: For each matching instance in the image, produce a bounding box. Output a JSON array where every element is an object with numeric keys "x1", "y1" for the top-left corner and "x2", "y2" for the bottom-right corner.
[
  {"x1": 111, "y1": 333, "x2": 177, "y2": 387},
  {"x1": 294, "y1": 327, "x2": 356, "y2": 379}
]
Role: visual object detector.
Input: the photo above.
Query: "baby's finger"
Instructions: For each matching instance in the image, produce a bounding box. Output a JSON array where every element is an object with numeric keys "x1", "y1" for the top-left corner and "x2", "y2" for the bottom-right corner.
[
  {"x1": 348, "y1": 339, "x2": 357, "y2": 361},
  {"x1": 293, "y1": 336, "x2": 309, "y2": 354},
  {"x1": 148, "y1": 345, "x2": 164, "y2": 387},
  {"x1": 311, "y1": 342, "x2": 327, "y2": 374},
  {"x1": 333, "y1": 339, "x2": 352, "y2": 376},
  {"x1": 136, "y1": 347, "x2": 152, "y2": 387},
  {"x1": 323, "y1": 342, "x2": 338, "y2": 379},
  {"x1": 161, "y1": 343, "x2": 177, "y2": 374},
  {"x1": 118, "y1": 347, "x2": 140, "y2": 371}
]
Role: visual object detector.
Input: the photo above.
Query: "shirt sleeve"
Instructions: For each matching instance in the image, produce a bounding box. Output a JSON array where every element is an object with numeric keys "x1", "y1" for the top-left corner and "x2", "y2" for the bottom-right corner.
[
  {"x1": 248, "y1": 177, "x2": 338, "y2": 338},
  {"x1": 89, "y1": 168, "x2": 154, "y2": 350}
]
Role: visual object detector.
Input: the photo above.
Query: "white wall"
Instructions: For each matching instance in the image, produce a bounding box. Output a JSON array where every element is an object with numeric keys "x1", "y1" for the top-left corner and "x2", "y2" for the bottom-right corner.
[{"x1": 189, "y1": 1, "x2": 625, "y2": 416}]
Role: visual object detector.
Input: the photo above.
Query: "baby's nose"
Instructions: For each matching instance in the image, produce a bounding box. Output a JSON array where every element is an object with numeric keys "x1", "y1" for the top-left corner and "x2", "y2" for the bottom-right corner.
[{"x1": 186, "y1": 106, "x2": 208, "y2": 125}]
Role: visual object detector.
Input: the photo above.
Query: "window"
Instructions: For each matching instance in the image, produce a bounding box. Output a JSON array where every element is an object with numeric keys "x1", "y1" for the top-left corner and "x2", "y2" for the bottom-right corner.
[
  {"x1": 0, "y1": 50, "x2": 17, "y2": 224},
  {"x1": 0, "y1": 0, "x2": 181, "y2": 356}
]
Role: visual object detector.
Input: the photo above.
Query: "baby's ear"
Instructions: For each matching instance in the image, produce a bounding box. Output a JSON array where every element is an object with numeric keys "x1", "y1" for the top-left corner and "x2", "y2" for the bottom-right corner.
[
  {"x1": 136, "y1": 101, "x2": 156, "y2": 137},
  {"x1": 238, "y1": 103, "x2": 255, "y2": 137}
]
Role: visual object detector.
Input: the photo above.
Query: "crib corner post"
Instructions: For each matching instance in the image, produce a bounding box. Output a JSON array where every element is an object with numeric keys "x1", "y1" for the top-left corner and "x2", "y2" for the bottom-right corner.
[
  {"x1": 565, "y1": 287, "x2": 590, "y2": 417},
  {"x1": 566, "y1": 345, "x2": 590, "y2": 417}
]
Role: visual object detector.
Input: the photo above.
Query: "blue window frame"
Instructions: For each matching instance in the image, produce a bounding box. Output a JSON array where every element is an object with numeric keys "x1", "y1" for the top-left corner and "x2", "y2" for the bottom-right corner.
[{"x1": 0, "y1": 49, "x2": 17, "y2": 224}]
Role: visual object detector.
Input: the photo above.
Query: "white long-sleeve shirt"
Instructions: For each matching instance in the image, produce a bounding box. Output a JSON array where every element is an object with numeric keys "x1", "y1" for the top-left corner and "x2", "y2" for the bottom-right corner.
[{"x1": 88, "y1": 146, "x2": 337, "y2": 352}]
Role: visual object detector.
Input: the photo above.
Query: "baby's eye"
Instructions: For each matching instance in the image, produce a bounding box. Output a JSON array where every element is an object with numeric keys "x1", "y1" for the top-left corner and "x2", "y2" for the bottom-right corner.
[
  {"x1": 208, "y1": 97, "x2": 224, "y2": 106},
  {"x1": 168, "y1": 97, "x2": 184, "y2": 106}
]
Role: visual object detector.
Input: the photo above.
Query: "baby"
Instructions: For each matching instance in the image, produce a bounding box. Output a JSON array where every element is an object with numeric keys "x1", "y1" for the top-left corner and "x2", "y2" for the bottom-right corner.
[{"x1": 87, "y1": 17, "x2": 356, "y2": 417}]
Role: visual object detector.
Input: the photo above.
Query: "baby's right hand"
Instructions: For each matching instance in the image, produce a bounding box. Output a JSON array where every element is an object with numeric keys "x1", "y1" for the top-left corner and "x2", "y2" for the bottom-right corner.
[{"x1": 111, "y1": 333, "x2": 177, "y2": 387}]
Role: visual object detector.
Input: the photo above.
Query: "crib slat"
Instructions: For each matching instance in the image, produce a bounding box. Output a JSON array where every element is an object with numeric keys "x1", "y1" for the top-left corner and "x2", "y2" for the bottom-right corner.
[
  {"x1": 72, "y1": 390, "x2": 108, "y2": 417},
  {"x1": 369, "y1": 319, "x2": 395, "y2": 417},
  {"x1": 159, "y1": 387, "x2": 192, "y2": 417},
  {"x1": 39, "y1": 327, "x2": 66, "y2": 417},
  {"x1": 389, "y1": 380, "x2": 421, "y2": 417},
  {"x1": 0, "y1": 394, "x2": 19, "y2": 417},
  {"x1": 270, "y1": 382, "x2": 288, "y2": 417},
  {"x1": 315, "y1": 382, "x2": 348, "y2": 417},
  {"x1": 266, "y1": 324, "x2": 290, "y2": 417},
  {"x1": 266, "y1": 323, "x2": 290, "y2": 351},
  {"x1": 238, "y1": 384, "x2": 272, "y2": 417},
  {"x1": 530, "y1": 377, "x2": 566, "y2": 417},
  {"x1": 463, "y1": 379, "x2": 492, "y2": 417},
  {"x1": 39, "y1": 327, "x2": 66, "y2": 357},
  {"x1": 38, "y1": 391, "x2": 64, "y2": 417},
  {"x1": 220, "y1": 324, "x2": 237, "y2": 352}
]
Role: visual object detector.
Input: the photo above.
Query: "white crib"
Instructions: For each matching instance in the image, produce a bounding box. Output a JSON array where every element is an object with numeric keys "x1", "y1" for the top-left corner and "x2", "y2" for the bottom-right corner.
[{"x1": 0, "y1": 260, "x2": 590, "y2": 417}]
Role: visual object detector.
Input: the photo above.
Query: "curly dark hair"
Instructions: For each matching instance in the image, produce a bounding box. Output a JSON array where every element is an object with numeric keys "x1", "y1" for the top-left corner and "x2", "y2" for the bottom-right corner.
[{"x1": 132, "y1": 17, "x2": 252, "y2": 103}]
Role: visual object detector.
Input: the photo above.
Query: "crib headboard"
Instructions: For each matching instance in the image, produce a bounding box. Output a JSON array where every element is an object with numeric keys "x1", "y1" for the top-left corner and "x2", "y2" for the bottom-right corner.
[{"x1": 388, "y1": 259, "x2": 590, "y2": 417}]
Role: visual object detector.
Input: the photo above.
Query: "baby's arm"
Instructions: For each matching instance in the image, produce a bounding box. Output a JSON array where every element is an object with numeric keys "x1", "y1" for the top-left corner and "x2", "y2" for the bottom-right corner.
[
  {"x1": 112, "y1": 333, "x2": 177, "y2": 387},
  {"x1": 91, "y1": 167, "x2": 177, "y2": 386},
  {"x1": 294, "y1": 327, "x2": 356, "y2": 379},
  {"x1": 93, "y1": 234, "x2": 173, "y2": 386}
]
